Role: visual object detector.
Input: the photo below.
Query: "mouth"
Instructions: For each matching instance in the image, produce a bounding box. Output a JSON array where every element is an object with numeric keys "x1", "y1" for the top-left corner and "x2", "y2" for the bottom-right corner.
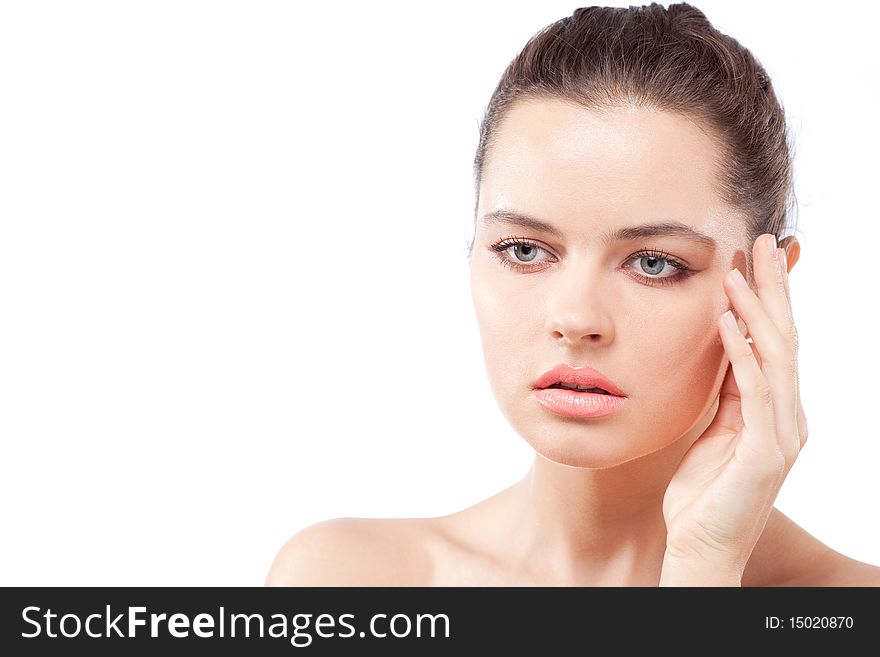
[
  {"x1": 545, "y1": 383, "x2": 614, "y2": 395},
  {"x1": 532, "y1": 364, "x2": 627, "y2": 397},
  {"x1": 531, "y1": 381, "x2": 628, "y2": 419}
]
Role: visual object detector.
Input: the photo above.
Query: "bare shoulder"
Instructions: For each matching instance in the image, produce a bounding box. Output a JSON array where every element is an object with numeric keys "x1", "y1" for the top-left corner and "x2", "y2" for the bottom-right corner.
[
  {"x1": 745, "y1": 508, "x2": 880, "y2": 587},
  {"x1": 265, "y1": 517, "x2": 434, "y2": 587},
  {"x1": 807, "y1": 551, "x2": 880, "y2": 587}
]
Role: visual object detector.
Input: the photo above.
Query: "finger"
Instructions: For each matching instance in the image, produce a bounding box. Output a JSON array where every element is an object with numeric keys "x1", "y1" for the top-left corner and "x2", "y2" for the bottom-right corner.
[
  {"x1": 724, "y1": 235, "x2": 800, "y2": 462},
  {"x1": 718, "y1": 309, "x2": 780, "y2": 469},
  {"x1": 756, "y1": 234, "x2": 795, "y2": 343},
  {"x1": 777, "y1": 247, "x2": 792, "y2": 319},
  {"x1": 778, "y1": 245, "x2": 809, "y2": 451},
  {"x1": 711, "y1": 362, "x2": 744, "y2": 435},
  {"x1": 757, "y1": 236, "x2": 802, "y2": 459},
  {"x1": 746, "y1": 328, "x2": 762, "y2": 368}
]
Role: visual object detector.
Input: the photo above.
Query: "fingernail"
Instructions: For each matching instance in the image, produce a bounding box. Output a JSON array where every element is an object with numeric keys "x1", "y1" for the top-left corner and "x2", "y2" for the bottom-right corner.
[
  {"x1": 722, "y1": 310, "x2": 739, "y2": 333},
  {"x1": 765, "y1": 234, "x2": 777, "y2": 259},
  {"x1": 730, "y1": 267, "x2": 749, "y2": 289}
]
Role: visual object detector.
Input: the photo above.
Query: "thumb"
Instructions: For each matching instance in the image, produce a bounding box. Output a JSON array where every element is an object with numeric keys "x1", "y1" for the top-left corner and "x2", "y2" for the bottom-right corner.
[{"x1": 709, "y1": 362, "x2": 744, "y2": 435}]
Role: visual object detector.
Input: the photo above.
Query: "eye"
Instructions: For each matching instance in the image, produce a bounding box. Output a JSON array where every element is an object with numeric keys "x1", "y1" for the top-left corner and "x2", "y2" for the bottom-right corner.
[
  {"x1": 488, "y1": 235, "x2": 553, "y2": 272},
  {"x1": 487, "y1": 237, "x2": 695, "y2": 287},
  {"x1": 625, "y1": 249, "x2": 694, "y2": 287}
]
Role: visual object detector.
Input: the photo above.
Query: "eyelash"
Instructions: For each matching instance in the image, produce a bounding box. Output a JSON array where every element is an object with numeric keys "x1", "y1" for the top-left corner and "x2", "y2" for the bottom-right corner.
[{"x1": 488, "y1": 235, "x2": 695, "y2": 287}]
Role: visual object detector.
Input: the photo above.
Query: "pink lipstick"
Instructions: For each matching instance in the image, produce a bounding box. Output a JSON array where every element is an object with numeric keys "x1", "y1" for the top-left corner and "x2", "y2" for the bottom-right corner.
[{"x1": 530, "y1": 363, "x2": 628, "y2": 419}]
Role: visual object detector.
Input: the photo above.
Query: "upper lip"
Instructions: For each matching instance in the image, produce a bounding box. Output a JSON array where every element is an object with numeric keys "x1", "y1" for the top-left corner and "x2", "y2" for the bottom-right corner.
[{"x1": 532, "y1": 364, "x2": 627, "y2": 397}]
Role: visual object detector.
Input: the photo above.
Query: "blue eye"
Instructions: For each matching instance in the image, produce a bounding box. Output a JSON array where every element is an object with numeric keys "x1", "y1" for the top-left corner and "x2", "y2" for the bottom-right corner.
[
  {"x1": 487, "y1": 236, "x2": 695, "y2": 287},
  {"x1": 488, "y1": 237, "x2": 552, "y2": 270},
  {"x1": 627, "y1": 250, "x2": 692, "y2": 286}
]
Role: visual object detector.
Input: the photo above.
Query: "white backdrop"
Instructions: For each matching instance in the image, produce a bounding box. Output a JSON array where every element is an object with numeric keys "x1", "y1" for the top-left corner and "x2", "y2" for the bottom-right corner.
[{"x1": 1, "y1": 0, "x2": 877, "y2": 586}]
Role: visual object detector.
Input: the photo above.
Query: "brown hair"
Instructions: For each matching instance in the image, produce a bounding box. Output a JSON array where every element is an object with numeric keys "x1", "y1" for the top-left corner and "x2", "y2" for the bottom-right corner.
[{"x1": 469, "y1": 2, "x2": 798, "y2": 279}]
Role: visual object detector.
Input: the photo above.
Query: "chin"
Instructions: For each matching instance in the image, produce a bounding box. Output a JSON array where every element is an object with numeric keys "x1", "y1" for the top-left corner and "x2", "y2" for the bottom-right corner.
[{"x1": 521, "y1": 426, "x2": 677, "y2": 470}]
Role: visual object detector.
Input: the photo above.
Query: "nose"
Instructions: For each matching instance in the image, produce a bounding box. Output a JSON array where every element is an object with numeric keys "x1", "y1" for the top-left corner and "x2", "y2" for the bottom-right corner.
[{"x1": 544, "y1": 262, "x2": 613, "y2": 346}]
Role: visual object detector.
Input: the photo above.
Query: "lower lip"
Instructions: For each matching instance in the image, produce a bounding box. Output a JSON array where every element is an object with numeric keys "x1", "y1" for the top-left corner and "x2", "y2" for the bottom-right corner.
[{"x1": 531, "y1": 388, "x2": 627, "y2": 418}]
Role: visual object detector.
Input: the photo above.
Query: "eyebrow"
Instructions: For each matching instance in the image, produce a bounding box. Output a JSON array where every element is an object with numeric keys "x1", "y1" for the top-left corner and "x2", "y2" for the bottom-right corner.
[{"x1": 480, "y1": 209, "x2": 717, "y2": 249}]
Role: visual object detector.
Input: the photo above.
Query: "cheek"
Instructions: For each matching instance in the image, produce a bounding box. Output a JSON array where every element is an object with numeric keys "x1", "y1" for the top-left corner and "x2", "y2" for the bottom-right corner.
[
  {"x1": 470, "y1": 263, "x2": 510, "y2": 372},
  {"x1": 630, "y1": 297, "x2": 727, "y2": 420},
  {"x1": 470, "y1": 263, "x2": 503, "y2": 345},
  {"x1": 470, "y1": 256, "x2": 531, "y2": 342},
  {"x1": 470, "y1": 262, "x2": 541, "y2": 403},
  {"x1": 633, "y1": 301, "x2": 724, "y2": 368}
]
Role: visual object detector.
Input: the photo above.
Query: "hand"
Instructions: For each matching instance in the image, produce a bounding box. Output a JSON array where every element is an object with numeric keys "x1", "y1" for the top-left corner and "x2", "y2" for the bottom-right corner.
[{"x1": 659, "y1": 233, "x2": 808, "y2": 586}]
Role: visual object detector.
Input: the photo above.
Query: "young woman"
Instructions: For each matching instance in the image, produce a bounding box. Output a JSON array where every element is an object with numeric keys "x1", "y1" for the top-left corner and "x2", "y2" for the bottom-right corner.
[{"x1": 266, "y1": 2, "x2": 880, "y2": 586}]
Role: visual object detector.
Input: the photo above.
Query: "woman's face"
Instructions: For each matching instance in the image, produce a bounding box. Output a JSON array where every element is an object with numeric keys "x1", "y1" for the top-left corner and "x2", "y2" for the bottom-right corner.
[{"x1": 470, "y1": 98, "x2": 750, "y2": 468}]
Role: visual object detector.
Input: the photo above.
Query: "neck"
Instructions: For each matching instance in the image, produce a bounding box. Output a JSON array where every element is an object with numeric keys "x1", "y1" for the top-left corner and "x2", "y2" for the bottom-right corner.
[{"x1": 503, "y1": 394, "x2": 719, "y2": 586}]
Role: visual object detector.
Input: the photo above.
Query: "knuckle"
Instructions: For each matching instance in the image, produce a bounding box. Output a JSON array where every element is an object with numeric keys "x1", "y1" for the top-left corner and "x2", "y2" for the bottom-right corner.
[
  {"x1": 799, "y1": 412, "x2": 809, "y2": 446},
  {"x1": 754, "y1": 381, "x2": 774, "y2": 407},
  {"x1": 735, "y1": 439, "x2": 784, "y2": 479},
  {"x1": 782, "y1": 439, "x2": 799, "y2": 466},
  {"x1": 759, "y1": 339, "x2": 793, "y2": 374},
  {"x1": 764, "y1": 447, "x2": 787, "y2": 480},
  {"x1": 788, "y1": 325, "x2": 799, "y2": 358}
]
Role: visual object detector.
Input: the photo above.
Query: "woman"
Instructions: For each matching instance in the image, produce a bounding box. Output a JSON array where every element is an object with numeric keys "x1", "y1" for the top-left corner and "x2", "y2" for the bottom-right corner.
[{"x1": 266, "y1": 3, "x2": 880, "y2": 586}]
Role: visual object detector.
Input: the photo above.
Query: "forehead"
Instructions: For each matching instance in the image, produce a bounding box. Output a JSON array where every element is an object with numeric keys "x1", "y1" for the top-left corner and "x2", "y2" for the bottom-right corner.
[{"x1": 479, "y1": 98, "x2": 736, "y2": 237}]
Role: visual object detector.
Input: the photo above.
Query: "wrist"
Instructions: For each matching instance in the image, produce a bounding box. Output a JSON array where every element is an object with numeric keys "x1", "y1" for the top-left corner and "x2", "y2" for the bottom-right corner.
[{"x1": 659, "y1": 553, "x2": 743, "y2": 587}]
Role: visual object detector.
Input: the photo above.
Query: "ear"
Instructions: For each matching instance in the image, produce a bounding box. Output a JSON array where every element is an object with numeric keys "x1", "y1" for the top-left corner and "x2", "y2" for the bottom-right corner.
[{"x1": 778, "y1": 236, "x2": 800, "y2": 273}]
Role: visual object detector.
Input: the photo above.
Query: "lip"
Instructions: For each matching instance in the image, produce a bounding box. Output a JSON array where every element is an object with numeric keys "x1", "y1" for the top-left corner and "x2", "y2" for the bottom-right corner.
[
  {"x1": 530, "y1": 387, "x2": 627, "y2": 418},
  {"x1": 530, "y1": 364, "x2": 627, "y2": 419},
  {"x1": 532, "y1": 364, "x2": 627, "y2": 397}
]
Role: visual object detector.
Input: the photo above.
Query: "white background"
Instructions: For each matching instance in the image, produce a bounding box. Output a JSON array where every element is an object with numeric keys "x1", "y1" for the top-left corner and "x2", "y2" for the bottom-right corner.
[{"x1": 1, "y1": 0, "x2": 877, "y2": 586}]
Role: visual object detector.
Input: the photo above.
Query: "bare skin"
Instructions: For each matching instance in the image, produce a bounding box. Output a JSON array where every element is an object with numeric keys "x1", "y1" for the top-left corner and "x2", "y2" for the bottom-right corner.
[
  {"x1": 267, "y1": 99, "x2": 880, "y2": 587},
  {"x1": 265, "y1": 506, "x2": 880, "y2": 586}
]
